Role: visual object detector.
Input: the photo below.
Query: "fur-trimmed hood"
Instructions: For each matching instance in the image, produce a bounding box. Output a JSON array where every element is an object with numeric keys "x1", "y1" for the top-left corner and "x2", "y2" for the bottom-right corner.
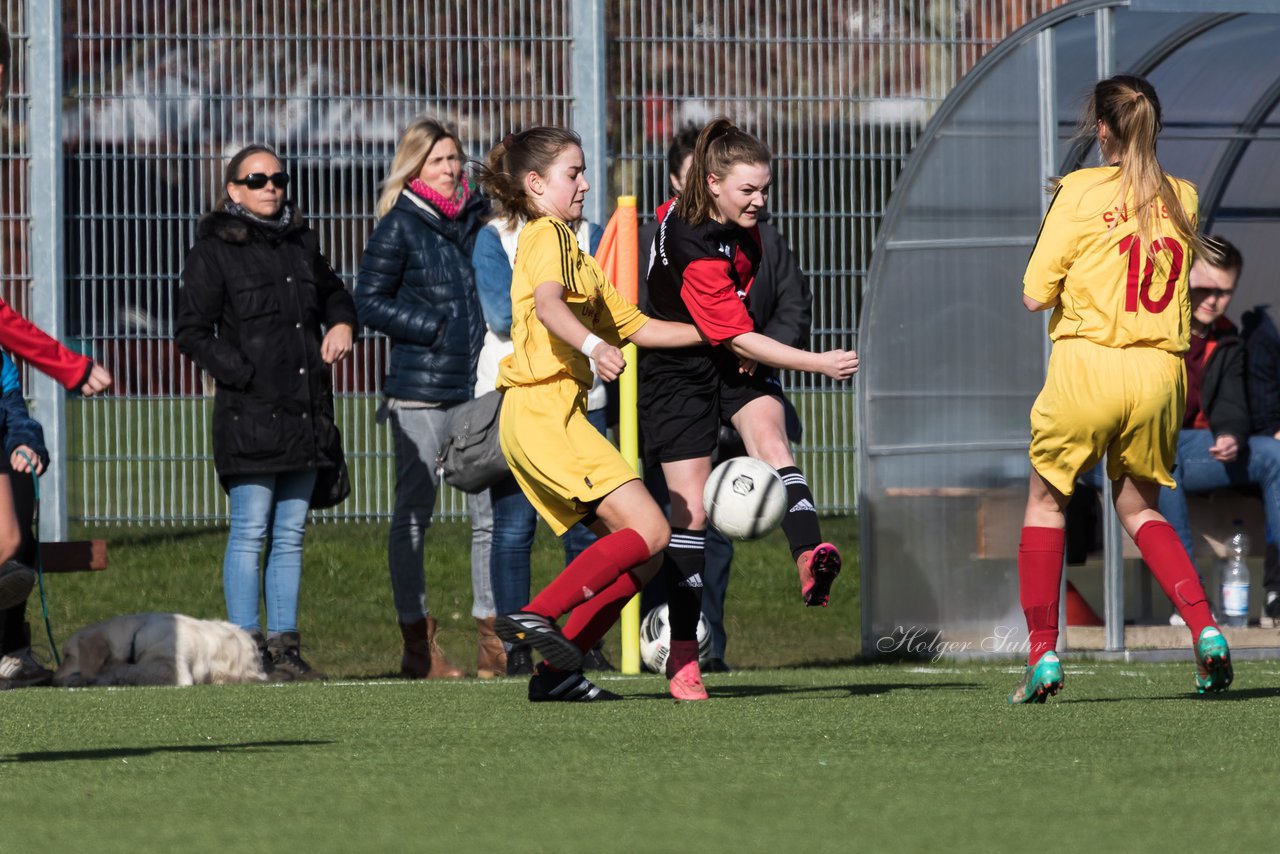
[{"x1": 196, "y1": 202, "x2": 307, "y2": 245}]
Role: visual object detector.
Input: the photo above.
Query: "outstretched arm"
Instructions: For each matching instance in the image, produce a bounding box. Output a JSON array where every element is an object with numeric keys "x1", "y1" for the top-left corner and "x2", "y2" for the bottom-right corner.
[
  {"x1": 0, "y1": 300, "x2": 109, "y2": 394},
  {"x1": 724, "y1": 331, "x2": 858, "y2": 381},
  {"x1": 628, "y1": 318, "x2": 703, "y2": 350}
]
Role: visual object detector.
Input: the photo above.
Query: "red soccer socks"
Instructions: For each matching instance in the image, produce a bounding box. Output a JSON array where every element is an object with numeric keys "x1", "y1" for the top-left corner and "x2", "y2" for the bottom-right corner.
[
  {"x1": 1019, "y1": 526, "x2": 1065, "y2": 666},
  {"x1": 525, "y1": 528, "x2": 650, "y2": 620},
  {"x1": 1135, "y1": 520, "x2": 1215, "y2": 641}
]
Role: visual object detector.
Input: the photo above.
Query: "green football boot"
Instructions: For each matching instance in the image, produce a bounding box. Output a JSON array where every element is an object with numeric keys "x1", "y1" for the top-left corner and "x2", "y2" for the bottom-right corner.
[
  {"x1": 1194, "y1": 626, "x2": 1233, "y2": 694},
  {"x1": 1008, "y1": 651, "x2": 1064, "y2": 704}
]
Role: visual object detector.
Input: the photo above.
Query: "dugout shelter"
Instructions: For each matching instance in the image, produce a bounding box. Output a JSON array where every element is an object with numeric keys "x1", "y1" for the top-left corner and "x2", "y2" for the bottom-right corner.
[{"x1": 859, "y1": 0, "x2": 1280, "y2": 656}]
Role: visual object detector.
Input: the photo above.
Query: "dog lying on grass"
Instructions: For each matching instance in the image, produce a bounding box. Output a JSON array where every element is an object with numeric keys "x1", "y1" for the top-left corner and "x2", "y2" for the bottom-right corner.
[{"x1": 53, "y1": 613, "x2": 267, "y2": 687}]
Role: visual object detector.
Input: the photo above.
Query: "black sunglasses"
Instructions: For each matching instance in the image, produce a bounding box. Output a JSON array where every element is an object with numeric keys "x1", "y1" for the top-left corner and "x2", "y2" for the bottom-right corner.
[{"x1": 232, "y1": 172, "x2": 290, "y2": 190}]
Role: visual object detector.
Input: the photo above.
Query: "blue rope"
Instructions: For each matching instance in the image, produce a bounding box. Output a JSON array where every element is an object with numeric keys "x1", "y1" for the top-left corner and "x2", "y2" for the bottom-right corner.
[{"x1": 14, "y1": 449, "x2": 58, "y2": 667}]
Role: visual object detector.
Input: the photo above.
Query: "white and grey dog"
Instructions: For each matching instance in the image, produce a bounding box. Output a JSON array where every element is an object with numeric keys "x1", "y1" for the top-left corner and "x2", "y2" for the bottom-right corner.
[{"x1": 53, "y1": 613, "x2": 267, "y2": 687}]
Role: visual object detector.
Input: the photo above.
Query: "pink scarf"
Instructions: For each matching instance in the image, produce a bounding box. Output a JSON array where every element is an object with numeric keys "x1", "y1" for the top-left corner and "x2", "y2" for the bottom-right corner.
[{"x1": 408, "y1": 177, "x2": 471, "y2": 219}]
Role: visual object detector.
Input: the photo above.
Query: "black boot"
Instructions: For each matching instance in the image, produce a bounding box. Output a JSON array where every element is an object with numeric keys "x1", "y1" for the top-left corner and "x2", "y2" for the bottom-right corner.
[
  {"x1": 266, "y1": 632, "x2": 326, "y2": 682},
  {"x1": 506, "y1": 644, "x2": 534, "y2": 676},
  {"x1": 581, "y1": 639, "x2": 616, "y2": 672}
]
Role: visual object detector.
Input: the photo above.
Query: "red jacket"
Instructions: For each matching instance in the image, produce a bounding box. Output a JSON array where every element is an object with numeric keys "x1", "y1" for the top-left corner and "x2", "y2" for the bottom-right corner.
[{"x1": 0, "y1": 300, "x2": 93, "y2": 390}]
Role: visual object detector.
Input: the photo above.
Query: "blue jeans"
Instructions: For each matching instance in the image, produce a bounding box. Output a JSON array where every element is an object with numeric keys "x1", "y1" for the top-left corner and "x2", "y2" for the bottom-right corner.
[
  {"x1": 386, "y1": 404, "x2": 495, "y2": 623},
  {"x1": 489, "y1": 408, "x2": 605, "y2": 616},
  {"x1": 1159, "y1": 429, "x2": 1280, "y2": 561},
  {"x1": 223, "y1": 470, "x2": 318, "y2": 634}
]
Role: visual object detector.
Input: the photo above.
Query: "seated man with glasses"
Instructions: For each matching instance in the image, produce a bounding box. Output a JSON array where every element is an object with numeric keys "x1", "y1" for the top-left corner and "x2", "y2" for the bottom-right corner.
[{"x1": 1158, "y1": 236, "x2": 1280, "y2": 624}]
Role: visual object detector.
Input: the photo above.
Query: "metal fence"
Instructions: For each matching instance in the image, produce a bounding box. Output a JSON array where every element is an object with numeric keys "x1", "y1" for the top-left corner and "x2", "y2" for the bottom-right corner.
[{"x1": 3, "y1": 0, "x2": 1072, "y2": 529}]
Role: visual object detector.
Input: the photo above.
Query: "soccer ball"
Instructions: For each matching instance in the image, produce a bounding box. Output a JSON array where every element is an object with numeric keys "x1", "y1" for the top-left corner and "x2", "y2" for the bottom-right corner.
[
  {"x1": 703, "y1": 456, "x2": 787, "y2": 540},
  {"x1": 640, "y1": 604, "x2": 712, "y2": 673}
]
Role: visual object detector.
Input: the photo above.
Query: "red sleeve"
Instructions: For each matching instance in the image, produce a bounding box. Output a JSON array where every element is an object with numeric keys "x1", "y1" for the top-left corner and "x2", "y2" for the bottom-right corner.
[
  {"x1": 0, "y1": 300, "x2": 93, "y2": 390},
  {"x1": 681, "y1": 257, "x2": 756, "y2": 346}
]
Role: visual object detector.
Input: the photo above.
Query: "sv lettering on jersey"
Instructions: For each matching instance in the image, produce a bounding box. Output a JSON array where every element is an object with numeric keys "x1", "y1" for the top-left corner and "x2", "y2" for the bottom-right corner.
[{"x1": 1102, "y1": 202, "x2": 1173, "y2": 227}]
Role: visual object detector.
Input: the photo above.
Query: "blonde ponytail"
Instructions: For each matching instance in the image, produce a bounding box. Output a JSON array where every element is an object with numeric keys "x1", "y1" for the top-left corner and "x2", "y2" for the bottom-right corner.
[{"x1": 1085, "y1": 75, "x2": 1217, "y2": 267}]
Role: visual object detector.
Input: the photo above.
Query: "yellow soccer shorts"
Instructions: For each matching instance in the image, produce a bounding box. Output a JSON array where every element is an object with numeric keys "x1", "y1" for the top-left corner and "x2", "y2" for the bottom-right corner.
[
  {"x1": 498, "y1": 377, "x2": 639, "y2": 536},
  {"x1": 1028, "y1": 337, "x2": 1185, "y2": 496}
]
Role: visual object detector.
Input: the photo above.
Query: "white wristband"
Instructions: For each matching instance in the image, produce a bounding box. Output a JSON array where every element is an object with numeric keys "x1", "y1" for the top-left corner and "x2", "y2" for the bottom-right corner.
[{"x1": 579, "y1": 333, "x2": 605, "y2": 358}]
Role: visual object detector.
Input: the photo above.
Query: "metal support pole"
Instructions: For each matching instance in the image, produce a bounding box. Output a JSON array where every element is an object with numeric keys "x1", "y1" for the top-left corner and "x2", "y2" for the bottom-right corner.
[
  {"x1": 570, "y1": 0, "x2": 608, "y2": 229},
  {"x1": 1096, "y1": 7, "x2": 1126, "y2": 653},
  {"x1": 1035, "y1": 31, "x2": 1068, "y2": 646},
  {"x1": 28, "y1": 1, "x2": 69, "y2": 541},
  {"x1": 1036, "y1": 29, "x2": 1057, "y2": 368}
]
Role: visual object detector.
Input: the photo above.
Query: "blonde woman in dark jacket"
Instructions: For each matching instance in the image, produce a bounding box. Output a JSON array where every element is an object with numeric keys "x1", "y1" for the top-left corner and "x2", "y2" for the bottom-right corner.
[
  {"x1": 176, "y1": 144, "x2": 356, "y2": 680},
  {"x1": 355, "y1": 116, "x2": 498, "y2": 679}
]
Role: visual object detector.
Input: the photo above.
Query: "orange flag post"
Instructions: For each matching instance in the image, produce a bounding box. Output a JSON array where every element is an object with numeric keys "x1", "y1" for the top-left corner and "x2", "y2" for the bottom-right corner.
[{"x1": 594, "y1": 196, "x2": 642, "y2": 674}]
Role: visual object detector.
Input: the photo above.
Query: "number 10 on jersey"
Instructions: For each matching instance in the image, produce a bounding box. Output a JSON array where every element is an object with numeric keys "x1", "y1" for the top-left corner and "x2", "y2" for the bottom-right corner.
[{"x1": 1120, "y1": 234, "x2": 1184, "y2": 314}]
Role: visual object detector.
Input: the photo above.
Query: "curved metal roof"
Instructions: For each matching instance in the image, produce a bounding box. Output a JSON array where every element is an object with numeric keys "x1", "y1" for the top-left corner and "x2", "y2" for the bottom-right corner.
[{"x1": 857, "y1": 1, "x2": 1280, "y2": 653}]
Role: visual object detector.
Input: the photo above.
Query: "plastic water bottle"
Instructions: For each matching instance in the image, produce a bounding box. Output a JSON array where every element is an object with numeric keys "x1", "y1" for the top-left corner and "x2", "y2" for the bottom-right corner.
[{"x1": 1220, "y1": 521, "x2": 1250, "y2": 628}]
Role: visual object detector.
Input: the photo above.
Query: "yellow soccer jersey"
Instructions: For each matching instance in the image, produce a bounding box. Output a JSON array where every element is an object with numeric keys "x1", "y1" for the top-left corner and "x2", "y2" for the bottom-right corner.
[
  {"x1": 498, "y1": 216, "x2": 648, "y2": 390},
  {"x1": 1023, "y1": 166, "x2": 1199, "y2": 354}
]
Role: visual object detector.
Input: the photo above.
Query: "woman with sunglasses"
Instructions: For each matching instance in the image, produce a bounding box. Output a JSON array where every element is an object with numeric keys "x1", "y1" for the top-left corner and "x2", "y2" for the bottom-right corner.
[
  {"x1": 355, "y1": 117, "x2": 493, "y2": 679},
  {"x1": 176, "y1": 144, "x2": 356, "y2": 681}
]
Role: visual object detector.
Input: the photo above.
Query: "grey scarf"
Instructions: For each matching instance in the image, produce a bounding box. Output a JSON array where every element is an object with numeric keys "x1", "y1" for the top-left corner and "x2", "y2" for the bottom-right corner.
[{"x1": 226, "y1": 200, "x2": 294, "y2": 232}]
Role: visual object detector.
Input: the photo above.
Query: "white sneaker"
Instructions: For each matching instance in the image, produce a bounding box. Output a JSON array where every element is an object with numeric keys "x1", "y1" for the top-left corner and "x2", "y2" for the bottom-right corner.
[
  {"x1": 0, "y1": 646, "x2": 53, "y2": 687},
  {"x1": 1262, "y1": 591, "x2": 1280, "y2": 629}
]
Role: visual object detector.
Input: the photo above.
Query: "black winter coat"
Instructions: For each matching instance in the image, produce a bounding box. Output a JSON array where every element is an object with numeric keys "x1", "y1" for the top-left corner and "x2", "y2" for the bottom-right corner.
[
  {"x1": 355, "y1": 191, "x2": 487, "y2": 403},
  {"x1": 1194, "y1": 317, "x2": 1250, "y2": 443},
  {"x1": 1243, "y1": 305, "x2": 1280, "y2": 436},
  {"x1": 175, "y1": 206, "x2": 358, "y2": 488}
]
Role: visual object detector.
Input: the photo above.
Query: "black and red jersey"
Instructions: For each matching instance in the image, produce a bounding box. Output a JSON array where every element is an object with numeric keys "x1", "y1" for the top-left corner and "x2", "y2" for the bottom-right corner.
[{"x1": 648, "y1": 198, "x2": 762, "y2": 346}]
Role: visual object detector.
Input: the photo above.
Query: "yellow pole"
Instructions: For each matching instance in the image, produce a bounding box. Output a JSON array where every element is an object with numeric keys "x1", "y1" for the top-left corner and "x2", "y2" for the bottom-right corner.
[{"x1": 612, "y1": 196, "x2": 642, "y2": 675}]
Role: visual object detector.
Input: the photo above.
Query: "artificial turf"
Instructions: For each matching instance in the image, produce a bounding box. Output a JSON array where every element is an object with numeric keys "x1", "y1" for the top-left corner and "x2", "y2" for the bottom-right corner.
[
  {"x1": 3, "y1": 661, "x2": 1278, "y2": 853},
  {"x1": 12, "y1": 519, "x2": 1280, "y2": 851}
]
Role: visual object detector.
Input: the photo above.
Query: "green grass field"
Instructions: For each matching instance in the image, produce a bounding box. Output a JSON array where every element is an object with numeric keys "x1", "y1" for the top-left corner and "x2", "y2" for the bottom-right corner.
[
  {"x1": 9, "y1": 519, "x2": 1280, "y2": 852},
  {"x1": 36, "y1": 518, "x2": 861, "y2": 676},
  {"x1": 5, "y1": 662, "x2": 1280, "y2": 853}
]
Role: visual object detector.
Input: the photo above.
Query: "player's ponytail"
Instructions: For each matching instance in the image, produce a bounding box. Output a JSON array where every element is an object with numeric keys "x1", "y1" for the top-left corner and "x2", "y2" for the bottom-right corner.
[
  {"x1": 476, "y1": 126, "x2": 581, "y2": 226},
  {"x1": 1087, "y1": 75, "x2": 1216, "y2": 264},
  {"x1": 676, "y1": 117, "x2": 772, "y2": 226}
]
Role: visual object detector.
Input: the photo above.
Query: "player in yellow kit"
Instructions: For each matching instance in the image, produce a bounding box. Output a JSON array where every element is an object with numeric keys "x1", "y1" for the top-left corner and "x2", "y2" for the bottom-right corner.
[
  {"x1": 1012, "y1": 74, "x2": 1231, "y2": 703},
  {"x1": 475, "y1": 127, "x2": 705, "y2": 702}
]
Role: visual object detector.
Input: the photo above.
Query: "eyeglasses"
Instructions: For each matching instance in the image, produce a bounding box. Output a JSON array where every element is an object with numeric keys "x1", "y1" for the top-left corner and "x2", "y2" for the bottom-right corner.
[
  {"x1": 231, "y1": 172, "x2": 290, "y2": 190},
  {"x1": 1191, "y1": 287, "x2": 1234, "y2": 300}
]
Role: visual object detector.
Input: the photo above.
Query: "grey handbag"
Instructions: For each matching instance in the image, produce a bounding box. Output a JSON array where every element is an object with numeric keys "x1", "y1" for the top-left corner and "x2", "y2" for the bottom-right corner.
[{"x1": 437, "y1": 390, "x2": 508, "y2": 493}]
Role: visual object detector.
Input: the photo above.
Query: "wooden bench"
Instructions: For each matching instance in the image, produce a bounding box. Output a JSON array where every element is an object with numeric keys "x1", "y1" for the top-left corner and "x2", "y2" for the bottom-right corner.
[
  {"x1": 887, "y1": 485, "x2": 1267, "y2": 622},
  {"x1": 962, "y1": 488, "x2": 1267, "y2": 563},
  {"x1": 37, "y1": 540, "x2": 108, "y2": 573}
]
